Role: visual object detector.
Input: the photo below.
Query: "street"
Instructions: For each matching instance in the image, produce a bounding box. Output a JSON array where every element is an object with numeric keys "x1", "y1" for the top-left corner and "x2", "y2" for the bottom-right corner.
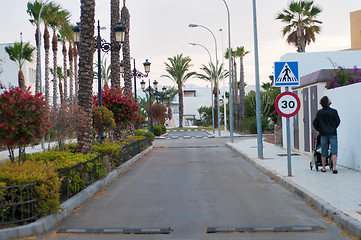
[{"x1": 34, "y1": 136, "x2": 351, "y2": 240}]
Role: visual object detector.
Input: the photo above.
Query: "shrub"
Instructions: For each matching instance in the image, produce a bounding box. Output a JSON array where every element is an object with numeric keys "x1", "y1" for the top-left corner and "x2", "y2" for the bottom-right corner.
[
  {"x1": 92, "y1": 106, "x2": 116, "y2": 134},
  {"x1": 94, "y1": 87, "x2": 139, "y2": 127},
  {"x1": 25, "y1": 151, "x2": 96, "y2": 171},
  {"x1": 135, "y1": 129, "x2": 155, "y2": 141},
  {"x1": 0, "y1": 87, "x2": 50, "y2": 164},
  {"x1": 240, "y1": 116, "x2": 272, "y2": 134},
  {"x1": 0, "y1": 161, "x2": 60, "y2": 217},
  {"x1": 326, "y1": 66, "x2": 361, "y2": 89}
]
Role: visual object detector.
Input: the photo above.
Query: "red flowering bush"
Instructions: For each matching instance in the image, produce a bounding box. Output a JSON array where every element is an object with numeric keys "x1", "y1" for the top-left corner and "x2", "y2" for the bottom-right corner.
[
  {"x1": 93, "y1": 87, "x2": 139, "y2": 127},
  {"x1": 0, "y1": 87, "x2": 50, "y2": 164},
  {"x1": 92, "y1": 106, "x2": 116, "y2": 133},
  {"x1": 146, "y1": 102, "x2": 167, "y2": 126}
]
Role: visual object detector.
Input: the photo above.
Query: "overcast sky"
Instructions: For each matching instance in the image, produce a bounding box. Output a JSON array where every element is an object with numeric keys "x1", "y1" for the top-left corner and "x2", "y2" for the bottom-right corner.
[{"x1": 0, "y1": 0, "x2": 360, "y2": 91}]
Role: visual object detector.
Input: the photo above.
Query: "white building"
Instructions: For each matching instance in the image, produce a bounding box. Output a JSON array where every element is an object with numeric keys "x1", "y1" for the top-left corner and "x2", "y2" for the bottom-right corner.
[{"x1": 0, "y1": 43, "x2": 37, "y2": 91}]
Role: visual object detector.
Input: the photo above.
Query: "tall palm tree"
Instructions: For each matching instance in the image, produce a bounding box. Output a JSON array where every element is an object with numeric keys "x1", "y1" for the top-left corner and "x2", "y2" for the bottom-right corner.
[
  {"x1": 225, "y1": 48, "x2": 238, "y2": 130},
  {"x1": 196, "y1": 61, "x2": 229, "y2": 129},
  {"x1": 110, "y1": 0, "x2": 120, "y2": 87},
  {"x1": 276, "y1": 0, "x2": 322, "y2": 52},
  {"x1": 121, "y1": 0, "x2": 131, "y2": 92},
  {"x1": 73, "y1": 44, "x2": 78, "y2": 105},
  {"x1": 162, "y1": 54, "x2": 196, "y2": 128},
  {"x1": 235, "y1": 46, "x2": 250, "y2": 120},
  {"x1": 58, "y1": 22, "x2": 73, "y2": 103},
  {"x1": 68, "y1": 35, "x2": 74, "y2": 104},
  {"x1": 77, "y1": 0, "x2": 95, "y2": 154},
  {"x1": 48, "y1": 4, "x2": 70, "y2": 106},
  {"x1": 26, "y1": 0, "x2": 42, "y2": 93},
  {"x1": 5, "y1": 42, "x2": 35, "y2": 89},
  {"x1": 41, "y1": 3, "x2": 52, "y2": 105}
]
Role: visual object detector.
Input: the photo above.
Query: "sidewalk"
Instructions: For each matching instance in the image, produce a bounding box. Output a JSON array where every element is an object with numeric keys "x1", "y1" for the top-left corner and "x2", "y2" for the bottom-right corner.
[{"x1": 226, "y1": 136, "x2": 361, "y2": 238}]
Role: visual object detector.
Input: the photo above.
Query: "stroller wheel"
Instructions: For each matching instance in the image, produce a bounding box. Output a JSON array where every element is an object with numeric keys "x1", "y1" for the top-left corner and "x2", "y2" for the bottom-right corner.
[
  {"x1": 310, "y1": 162, "x2": 313, "y2": 170},
  {"x1": 316, "y1": 165, "x2": 319, "y2": 171}
]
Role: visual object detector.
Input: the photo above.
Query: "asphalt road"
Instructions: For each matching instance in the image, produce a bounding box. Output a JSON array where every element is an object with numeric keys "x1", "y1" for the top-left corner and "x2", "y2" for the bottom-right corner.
[{"x1": 34, "y1": 137, "x2": 351, "y2": 240}]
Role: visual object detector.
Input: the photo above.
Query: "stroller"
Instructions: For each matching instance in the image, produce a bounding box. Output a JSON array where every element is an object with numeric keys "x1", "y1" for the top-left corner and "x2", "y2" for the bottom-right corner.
[{"x1": 310, "y1": 133, "x2": 333, "y2": 171}]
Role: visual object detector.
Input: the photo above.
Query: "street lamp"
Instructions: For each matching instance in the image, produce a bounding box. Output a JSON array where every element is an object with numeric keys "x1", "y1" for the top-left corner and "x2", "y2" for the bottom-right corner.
[
  {"x1": 221, "y1": 0, "x2": 234, "y2": 142},
  {"x1": 73, "y1": 20, "x2": 126, "y2": 141},
  {"x1": 189, "y1": 24, "x2": 220, "y2": 136},
  {"x1": 189, "y1": 42, "x2": 214, "y2": 134},
  {"x1": 140, "y1": 79, "x2": 168, "y2": 134},
  {"x1": 120, "y1": 59, "x2": 150, "y2": 101}
]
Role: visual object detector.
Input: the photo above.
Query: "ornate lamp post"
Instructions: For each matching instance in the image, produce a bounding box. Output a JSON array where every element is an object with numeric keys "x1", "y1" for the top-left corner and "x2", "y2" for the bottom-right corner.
[
  {"x1": 140, "y1": 79, "x2": 167, "y2": 134},
  {"x1": 120, "y1": 59, "x2": 150, "y2": 101},
  {"x1": 73, "y1": 20, "x2": 126, "y2": 141}
]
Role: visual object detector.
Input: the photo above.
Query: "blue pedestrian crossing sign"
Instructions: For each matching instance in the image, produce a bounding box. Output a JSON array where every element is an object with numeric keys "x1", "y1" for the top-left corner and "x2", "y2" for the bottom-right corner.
[{"x1": 274, "y1": 62, "x2": 299, "y2": 87}]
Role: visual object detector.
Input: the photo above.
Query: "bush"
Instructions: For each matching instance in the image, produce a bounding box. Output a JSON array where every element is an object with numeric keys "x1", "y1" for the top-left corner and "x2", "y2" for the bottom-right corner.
[
  {"x1": 25, "y1": 151, "x2": 96, "y2": 171},
  {"x1": 135, "y1": 129, "x2": 155, "y2": 141},
  {"x1": 0, "y1": 161, "x2": 60, "y2": 217},
  {"x1": 240, "y1": 116, "x2": 273, "y2": 134},
  {"x1": 153, "y1": 125, "x2": 166, "y2": 136}
]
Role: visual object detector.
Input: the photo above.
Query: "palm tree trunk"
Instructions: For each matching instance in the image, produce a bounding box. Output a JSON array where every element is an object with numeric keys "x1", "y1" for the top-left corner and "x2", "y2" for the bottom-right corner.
[
  {"x1": 121, "y1": 4, "x2": 131, "y2": 93},
  {"x1": 35, "y1": 28, "x2": 40, "y2": 93},
  {"x1": 44, "y1": 25, "x2": 50, "y2": 106},
  {"x1": 110, "y1": 0, "x2": 120, "y2": 87},
  {"x1": 73, "y1": 45, "x2": 78, "y2": 105},
  {"x1": 213, "y1": 86, "x2": 218, "y2": 130},
  {"x1": 239, "y1": 56, "x2": 246, "y2": 120},
  {"x1": 18, "y1": 69, "x2": 25, "y2": 89},
  {"x1": 62, "y1": 42, "x2": 68, "y2": 102},
  {"x1": 59, "y1": 76, "x2": 64, "y2": 105},
  {"x1": 68, "y1": 43, "x2": 74, "y2": 104},
  {"x1": 52, "y1": 31, "x2": 58, "y2": 107},
  {"x1": 179, "y1": 86, "x2": 184, "y2": 128},
  {"x1": 77, "y1": 0, "x2": 95, "y2": 154},
  {"x1": 232, "y1": 59, "x2": 238, "y2": 131}
]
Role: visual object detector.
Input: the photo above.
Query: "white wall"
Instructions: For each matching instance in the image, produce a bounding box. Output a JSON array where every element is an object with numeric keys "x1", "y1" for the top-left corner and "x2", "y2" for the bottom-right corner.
[
  {"x1": 281, "y1": 50, "x2": 361, "y2": 77},
  {"x1": 326, "y1": 83, "x2": 361, "y2": 170},
  {"x1": 0, "y1": 43, "x2": 36, "y2": 91}
]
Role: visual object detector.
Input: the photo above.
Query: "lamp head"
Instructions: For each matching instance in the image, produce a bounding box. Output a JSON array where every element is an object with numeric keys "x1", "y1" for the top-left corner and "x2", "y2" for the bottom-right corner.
[
  {"x1": 153, "y1": 80, "x2": 158, "y2": 89},
  {"x1": 189, "y1": 24, "x2": 199, "y2": 28},
  {"x1": 114, "y1": 22, "x2": 126, "y2": 43},
  {"x1": 140, "y1": 80, "x2": 146, "y2": 90},
  {"x1": 72, "y1": 22, "x2": 80, "y2": 44},
  {"x1": 143, "y1": 59, "x2": 151, "y2": 73},
  {"x1": 119, "y1": 60, "x2": 124, "y2": 73}
]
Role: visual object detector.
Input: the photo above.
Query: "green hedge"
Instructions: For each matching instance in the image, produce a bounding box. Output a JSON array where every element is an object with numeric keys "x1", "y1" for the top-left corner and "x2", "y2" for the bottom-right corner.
[
  {"x1": 135, "y1": 129, "x2": 155, "y2": 141},
  {"x1": 0, "y1": 161, "x2": 60, "y2": 217},
  {"x1": 240, "y1": 116, "x2": 273, "y2": 134}
]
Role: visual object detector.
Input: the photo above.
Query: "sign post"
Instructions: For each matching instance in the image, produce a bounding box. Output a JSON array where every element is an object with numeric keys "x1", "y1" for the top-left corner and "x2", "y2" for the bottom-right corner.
[{"x1": 274, "y1": 61, "x2": 300, "y2": 176}]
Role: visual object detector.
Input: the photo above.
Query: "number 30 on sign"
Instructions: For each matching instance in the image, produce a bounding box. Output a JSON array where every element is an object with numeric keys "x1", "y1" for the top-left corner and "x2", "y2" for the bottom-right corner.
[{"x1": 274, "y1": 91, "x2": 300, "y2": 118}]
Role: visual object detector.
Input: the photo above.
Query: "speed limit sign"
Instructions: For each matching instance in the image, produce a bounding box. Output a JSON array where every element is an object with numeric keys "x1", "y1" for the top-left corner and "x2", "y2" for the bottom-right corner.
[{"x1": 275, "y1": 91, "x2": 300, "y2": 118}]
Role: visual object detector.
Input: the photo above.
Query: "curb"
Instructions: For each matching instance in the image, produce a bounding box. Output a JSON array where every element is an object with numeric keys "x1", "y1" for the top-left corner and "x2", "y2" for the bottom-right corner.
[
  {"x1": 226, "y1": 143, "x2": 361, "y2": 239},
  {"x1": 0, "y1": 146, "x2": 154, "y2": 240}
]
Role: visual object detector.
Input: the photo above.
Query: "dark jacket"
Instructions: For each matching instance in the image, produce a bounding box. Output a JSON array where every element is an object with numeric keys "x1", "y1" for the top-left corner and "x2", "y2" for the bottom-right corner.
[{"x1": 313, "y1": 106, "x2": 340, "y2": 136}]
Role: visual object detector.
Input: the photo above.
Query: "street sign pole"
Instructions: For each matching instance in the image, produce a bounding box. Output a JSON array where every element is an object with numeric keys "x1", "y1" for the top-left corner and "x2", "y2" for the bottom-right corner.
[
  {"x1": 285, "y1": 87, "x2": 292, "y2": 176},
  {"x1": 274, "y1": 87, "x2": 300, "y2": 177}
]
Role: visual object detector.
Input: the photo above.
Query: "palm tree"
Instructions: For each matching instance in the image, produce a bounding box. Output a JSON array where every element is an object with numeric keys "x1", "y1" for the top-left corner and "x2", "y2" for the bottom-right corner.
[
  {"x1": 48, "y1": 4, "x2": 70, "y2": 106},
  {"x1": 50, "y1": 66, "x2": 64, "y2": 104},
  {"x1": 5, "y1": 42, "x2": 35, "y2": 89},
  {"x1": 73, "y1": 45, "x2": 78, "y2": 104},
  {"x1": 162, "y1": 54, "x2": 196, "y2": 128},
  {"x1": 26, "y1": 0, "x2": 42, "y2": 92},
  {"x1": 68, "y1": 34, "x2": 74, "y2": 104},
  {"x1": 58, "y1": 22, "x2": 73, "y2": 103},
  {"x1": 196, "y1": 61, "x2": 229, "y2": 129},
  {"x1": 110, "y1": 0, "x2": 120, "y2": 87},
  {"x1": 120, "y1": 0, "x2": 131, "y2": 92},
  {"x1": 276, "y1": 0, "x2": 322, "y2": 52},
  {"x1": 225, "y1": 48, "x2": 238, "y2": 130},
  {"x1": 77, "y1": 0, "x2": 95, "y2": 154},
  {"x1": 235, "y1": 46, "x2": 250, "y2": 120}
]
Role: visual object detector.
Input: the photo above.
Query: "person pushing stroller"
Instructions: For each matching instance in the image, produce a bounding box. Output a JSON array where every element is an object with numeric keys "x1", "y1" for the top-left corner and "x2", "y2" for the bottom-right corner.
[{"x1": 312, "y1": 96, "x2": 341, "y2": 174}]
